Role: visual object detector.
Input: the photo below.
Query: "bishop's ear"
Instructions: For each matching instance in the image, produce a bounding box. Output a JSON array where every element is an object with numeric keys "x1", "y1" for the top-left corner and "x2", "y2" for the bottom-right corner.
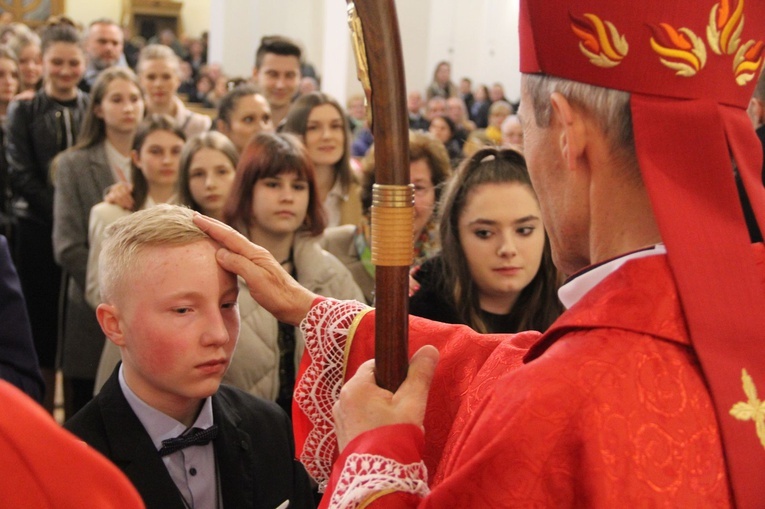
[
  {"x1": 96, "y1": 303, "x2": 126, "y2": 347},
  {"x1": 549, "y1": 92, "x2": 586, "y2": 172}
]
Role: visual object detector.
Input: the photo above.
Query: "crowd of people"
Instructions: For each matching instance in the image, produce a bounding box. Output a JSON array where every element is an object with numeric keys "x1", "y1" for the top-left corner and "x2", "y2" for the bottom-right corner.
[{"x1": 1, "y1": 1, "x2": 764, "y2": 507}]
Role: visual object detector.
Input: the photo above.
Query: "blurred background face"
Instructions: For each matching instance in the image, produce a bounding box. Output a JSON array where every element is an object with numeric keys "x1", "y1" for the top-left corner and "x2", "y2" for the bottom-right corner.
[
  {"x1": 501, "y1": 117, "x2": 524, "y2": 148},
  {"x1": 255, "y1": 53, "x2": 300, "y2": 110},
  {"x1": 139, "y1": 58, "x2": 180, "y2": 109},
  {"x1": 86, "y1": 22, "x2": 124, "y2": 70},
  {"x1": 187, "y1": 147, "x2": 236, "y2": 219},
  {"x1": 347, "y1": 96, "x2": 366, "y2": 122},
  {"x1": 0, "y1": 56, "x2": 19, "y2": 104},
  {"x1": 408, "y1": 91, "x2": 423, "y2": 114},
  {"x1": 489, "y1": 108, "x2": 510, "y2": 129},
  {"x1": 220, "y1": 94, "x2": 273, "y2": 153},
  {"x1": 410, "y1": 159, "x2": 435, "y2": 238},
  {"x1": 133, "y1": 129, "x2": 184, "y2": 188},
  {"x1": 299, "y1": 76, "x2": 318, "y2": 95},
  {"x1": 43, "y1": 42, "x2": 85, "y2": 97},
  {"x1": 459, "y1": 79, "x2": 472, "y2": 95},
  {"x1": 490, "y1": 83, "x2": 505, "y2": 102},
  {"x1": 447, "y1": 98, "x2": 465, "y2": 123},
  {"x1": 303, "y1": 104, "x2": 345, "y2": 168},
  {"x1": 428, "y1": 117, "x2": 452, "y2": 143},
  {"x1": 425, "y1": 98, "x2": 446, "y2": 121},
  {"x1": 435, "y1": 63, "x2": 450, "y2": 84},
  {"x1": 96, "y1": 78, "x2": 144, "y2": 135},
  {"x1": 18, "y1": 43, "x2": 42, "y2": 91}
]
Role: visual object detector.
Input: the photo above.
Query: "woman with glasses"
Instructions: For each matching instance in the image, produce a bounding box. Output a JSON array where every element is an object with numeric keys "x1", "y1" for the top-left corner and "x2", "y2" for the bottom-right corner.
[{"x1": 321, "y1": 130, "x2": 452, "y2": 303}]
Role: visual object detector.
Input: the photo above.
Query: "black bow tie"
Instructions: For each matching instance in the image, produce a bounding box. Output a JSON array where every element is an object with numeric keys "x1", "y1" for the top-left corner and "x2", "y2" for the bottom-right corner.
[{"x1": 158, "y1": 425, "x2": 219, "y2": 457}]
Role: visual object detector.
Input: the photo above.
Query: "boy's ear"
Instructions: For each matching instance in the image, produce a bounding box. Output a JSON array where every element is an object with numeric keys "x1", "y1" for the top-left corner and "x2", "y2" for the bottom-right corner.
[{"x1": 96, "y1": 303, "x2": 126, "y2": 347}]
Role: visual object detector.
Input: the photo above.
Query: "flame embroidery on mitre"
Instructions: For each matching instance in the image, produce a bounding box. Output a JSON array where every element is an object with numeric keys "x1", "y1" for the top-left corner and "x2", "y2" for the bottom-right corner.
[
  {"x1": 649, "y1": 23, "x2": 707, "y2": 77},
  {"x1": 707, "y1": 0, "x2": 745, "y2": 55},
  {"x1": 733, "y1": 39, "x2": 764, "y2": 85},
  {"x1": 570, "y1": 13, "x2": 628, "y2": 68},
  {"x1": 729, "y1": 369, "x2": 765, "y2": 449}
]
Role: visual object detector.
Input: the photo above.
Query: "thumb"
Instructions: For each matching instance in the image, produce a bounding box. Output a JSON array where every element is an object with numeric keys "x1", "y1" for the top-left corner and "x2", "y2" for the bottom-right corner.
[{"x1": 396, "y1": 345, "x2": 439, "y2": 402}]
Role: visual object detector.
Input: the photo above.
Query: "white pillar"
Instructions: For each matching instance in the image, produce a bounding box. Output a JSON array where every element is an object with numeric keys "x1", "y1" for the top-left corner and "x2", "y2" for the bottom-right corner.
[
  {"x1": 207, "y1": 0, "x2": 262, "y2": 79},
  {"x1": 320, "y1": 0, "x2": 353, "y2": 103}
]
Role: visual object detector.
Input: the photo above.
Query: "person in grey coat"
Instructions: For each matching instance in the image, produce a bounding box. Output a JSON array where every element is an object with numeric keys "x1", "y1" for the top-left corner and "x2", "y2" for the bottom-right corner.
[{"x1": 52, "y1": 67, "x2": 144, "y2": 417}]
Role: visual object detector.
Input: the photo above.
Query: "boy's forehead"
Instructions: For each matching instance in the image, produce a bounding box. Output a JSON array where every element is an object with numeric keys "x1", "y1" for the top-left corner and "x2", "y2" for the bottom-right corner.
[{"x1": 133, "y1": 239, "x2": 226, "y2": 276}]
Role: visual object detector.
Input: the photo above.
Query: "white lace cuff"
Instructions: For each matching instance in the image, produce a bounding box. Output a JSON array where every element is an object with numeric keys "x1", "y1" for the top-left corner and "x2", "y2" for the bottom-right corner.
[
  {"x1": 328, "y1": 453, "x2": 430, "y2": 509},
  {"x1": 295, "y1": 298, "x2": 370, "y2": 490}
]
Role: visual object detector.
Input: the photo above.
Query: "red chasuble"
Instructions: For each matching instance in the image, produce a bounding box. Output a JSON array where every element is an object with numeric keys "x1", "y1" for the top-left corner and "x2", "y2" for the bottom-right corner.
[{"x1": 293, "y1": 247, "x2": 765, "y2": 507}]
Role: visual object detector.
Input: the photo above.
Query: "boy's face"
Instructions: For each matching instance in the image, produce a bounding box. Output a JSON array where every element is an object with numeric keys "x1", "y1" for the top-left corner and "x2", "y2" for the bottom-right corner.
[
  {"x1": 105, "y1": 239, "x2": 239, "y2": 418},
  {"x1": 253, "y1": 53, "x2": 301, "y2": 110}
]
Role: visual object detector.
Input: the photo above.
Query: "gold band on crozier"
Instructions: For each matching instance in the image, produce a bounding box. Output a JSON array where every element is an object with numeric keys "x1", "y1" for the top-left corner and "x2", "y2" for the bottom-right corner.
[{"x1": 371, "y1": 184, "x2": 415, "y2": 266}]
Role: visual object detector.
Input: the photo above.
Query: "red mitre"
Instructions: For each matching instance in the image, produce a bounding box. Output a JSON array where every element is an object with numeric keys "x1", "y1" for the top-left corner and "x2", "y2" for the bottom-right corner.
[{"x1": 520, "y1": 1, "x2": 765, "y2": 507}]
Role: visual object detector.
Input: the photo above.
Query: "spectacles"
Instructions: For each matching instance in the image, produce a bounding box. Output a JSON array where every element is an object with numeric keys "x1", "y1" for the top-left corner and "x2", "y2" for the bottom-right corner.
[{"x1": 413, "y1": 184, "x2": 433, "y2": 196}]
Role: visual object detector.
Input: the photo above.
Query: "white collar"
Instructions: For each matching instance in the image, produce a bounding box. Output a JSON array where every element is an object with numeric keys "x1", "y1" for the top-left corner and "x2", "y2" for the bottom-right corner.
[
  {"x1": 119, "y1": 364, "x2": 214, "y2": 451},
  {"x1": 558, "y1": 244, "x2": 667, "y2": 309}
]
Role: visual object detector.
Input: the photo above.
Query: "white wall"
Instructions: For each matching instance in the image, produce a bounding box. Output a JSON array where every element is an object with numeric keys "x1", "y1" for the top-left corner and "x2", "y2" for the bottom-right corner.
[
  {"x1": 65, "y1": 0, "x2": 521, "y2": 104},
  {"x1": 210, "y1": 0, "x2": 520, "y2": 100}
]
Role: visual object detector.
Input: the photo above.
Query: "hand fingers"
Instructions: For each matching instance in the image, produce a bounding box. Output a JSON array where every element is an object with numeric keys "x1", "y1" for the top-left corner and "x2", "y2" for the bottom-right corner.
[
  {"x1": 213, "y1": 248, "x2": 266, "y2": 282},
  {"x1": 338, "y1": 358, "x2": 380, "y2": 405},
  {"x1": 193, "y1": 213, "x2": 264, "y2": 261},
  {"x1": 395, "y1": 345, "x2": 439, "y2": 404},
  {"x1": 351, "y1": 358, "x2": 378, "y2": 384}
]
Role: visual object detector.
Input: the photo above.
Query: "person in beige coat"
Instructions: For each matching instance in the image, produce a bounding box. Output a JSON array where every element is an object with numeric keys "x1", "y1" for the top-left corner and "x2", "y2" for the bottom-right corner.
[{"x1": 222, "y1": 131, "x2": 363, "y2": 415}]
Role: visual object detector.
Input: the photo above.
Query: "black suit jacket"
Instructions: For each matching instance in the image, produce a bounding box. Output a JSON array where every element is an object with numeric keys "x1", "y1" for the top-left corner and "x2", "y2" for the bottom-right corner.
[{"x1": 65, "y1": 367, "x2": 314, "y2": 509}]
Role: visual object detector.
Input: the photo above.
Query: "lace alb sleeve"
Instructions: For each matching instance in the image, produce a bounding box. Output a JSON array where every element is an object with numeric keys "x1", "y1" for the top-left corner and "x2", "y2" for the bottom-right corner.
[
  {"x1": 328, "y1": 453, "x2": 429, "y2": 508},
  {"x1": 295, "y1": 298, "x2": 371, "y2": 490}
]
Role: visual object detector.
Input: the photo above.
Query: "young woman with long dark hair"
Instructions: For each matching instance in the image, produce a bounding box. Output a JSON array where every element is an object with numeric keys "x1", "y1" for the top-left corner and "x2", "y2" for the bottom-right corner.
[{"x1": 410, "y1": 148, "x2": 563, "y2": 333}]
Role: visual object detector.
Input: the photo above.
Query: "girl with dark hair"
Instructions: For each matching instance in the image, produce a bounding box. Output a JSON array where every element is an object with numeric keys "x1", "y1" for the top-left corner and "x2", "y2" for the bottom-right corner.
[
  {"x1": 215, "y1": 84, "x2": 273, "y2": 153},
  {"x1": 221, "y1": 131, "x2": 363, "y2": 414},
  {"x1": 428, "y1": 114, "x2": 463, "y2": 165},
  {"x1": 52, "y1": 67, "x2": 144, "y2": 415},
  {"x1": 410, "y1": 148, "x2": 563, "y2": 333},
  {"x1": 282, "y1": 91, "x2": 362, "y2": 227}
]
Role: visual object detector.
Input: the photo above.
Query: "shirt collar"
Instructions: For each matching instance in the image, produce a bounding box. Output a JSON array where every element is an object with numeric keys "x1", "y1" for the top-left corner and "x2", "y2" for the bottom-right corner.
[
  {"x1": 104, "y1": 140, "x2": 132, "y2": 184},
  {"x1": 119, "y1": 364, "x2": 214, "y2": 452},
  {"x1": 558, "y1": 244, "x2": 667, "y2": 309},
  {"x1": 327, "y1": 177, "x2": 346, "y2": 200}
]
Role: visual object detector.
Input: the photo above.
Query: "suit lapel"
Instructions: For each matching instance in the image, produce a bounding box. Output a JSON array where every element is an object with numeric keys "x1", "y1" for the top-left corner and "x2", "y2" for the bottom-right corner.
[
  {"x1": 98, "y1": 369, "x2": 186, "y2": 509},
  {"x1": 213, "y1": 390, "x2": 255, "y2": 509}
]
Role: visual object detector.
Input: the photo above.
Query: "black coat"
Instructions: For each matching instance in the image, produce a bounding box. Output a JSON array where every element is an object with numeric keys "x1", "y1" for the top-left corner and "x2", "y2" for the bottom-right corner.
[
  {"x1": 65, "y1": 367, "x2": 315, "y2": 509},
  {"x1": 410, "y1": 256, "x2": 520, "y2": 333},
  {"x1": 6, "y1": 89, "x2": 89, "y2": 224}
]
